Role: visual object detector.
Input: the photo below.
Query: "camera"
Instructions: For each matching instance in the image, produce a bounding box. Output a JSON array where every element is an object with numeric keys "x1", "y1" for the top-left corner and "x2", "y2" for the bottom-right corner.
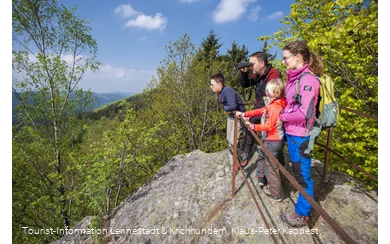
[{"x1": 235, "y1": 62, "x2": 254, "y2": 70}]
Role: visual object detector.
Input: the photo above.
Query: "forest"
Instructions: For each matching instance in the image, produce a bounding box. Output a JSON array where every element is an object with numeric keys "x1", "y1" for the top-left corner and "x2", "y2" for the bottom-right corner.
[{"x1": 12, "y1": 0, "x2": 377, "y2": 243}]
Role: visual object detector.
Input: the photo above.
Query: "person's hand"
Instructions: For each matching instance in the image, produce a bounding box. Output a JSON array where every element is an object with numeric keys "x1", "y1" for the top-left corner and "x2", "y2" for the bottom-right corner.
[
  {"x1": 240, "y1": 67, "x2": 249, "y2": 72},
  {"x1": 235, "y1": 111, "x2": 245, "y2": 118},
  {"x1": 245, "y1": 121, "x2": 254, "y2": 130}
]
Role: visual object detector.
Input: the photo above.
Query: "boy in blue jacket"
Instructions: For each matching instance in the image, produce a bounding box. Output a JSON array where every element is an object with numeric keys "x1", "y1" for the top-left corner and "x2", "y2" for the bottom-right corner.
[{"x1": 210, "y1": 73, "x2": 246, "y2": 172}]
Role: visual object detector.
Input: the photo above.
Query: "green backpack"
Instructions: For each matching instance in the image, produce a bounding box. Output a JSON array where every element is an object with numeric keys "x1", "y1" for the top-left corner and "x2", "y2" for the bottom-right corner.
[{"x1": 296, "y1": 72, "x2": 339, "y2": 155}]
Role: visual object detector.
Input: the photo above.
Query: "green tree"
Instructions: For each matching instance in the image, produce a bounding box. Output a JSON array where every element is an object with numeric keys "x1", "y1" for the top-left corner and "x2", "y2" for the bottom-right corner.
[
  {"x1": 260, "y1": 0, "x2": 378, "y2": 185},
  {"x1": 198, "y1": 29, "x2": 223, "y2": 64},
  {"x1": 146, "y1": 34, "x2": 227, "y2": 153},
  {"x1": 75, "y1": 107, "x2": 164, "y2": 216},
  {"x1": 12, "y1": 0, "x2": 100, "y2": 241},
  {"x1": 221, "y1": 41, "x2": 249, "y2": 99}
]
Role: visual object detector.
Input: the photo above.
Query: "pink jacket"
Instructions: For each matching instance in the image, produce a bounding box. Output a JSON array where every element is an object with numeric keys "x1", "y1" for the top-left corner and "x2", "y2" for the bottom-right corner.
[{"x1": 279, "y1": 64, "x2": 320, "y2": 137}]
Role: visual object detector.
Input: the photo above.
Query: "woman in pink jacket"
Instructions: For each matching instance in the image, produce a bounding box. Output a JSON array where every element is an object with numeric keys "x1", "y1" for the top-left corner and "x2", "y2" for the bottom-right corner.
[{"x1": 279, "y1": 40, "x2": 323, "y2": 227}]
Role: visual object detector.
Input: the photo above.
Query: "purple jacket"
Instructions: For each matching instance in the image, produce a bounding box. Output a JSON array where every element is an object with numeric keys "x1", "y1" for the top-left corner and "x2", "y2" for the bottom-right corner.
[{"x1": 279, "y1": 64, "x2": 320, "y2": 137}]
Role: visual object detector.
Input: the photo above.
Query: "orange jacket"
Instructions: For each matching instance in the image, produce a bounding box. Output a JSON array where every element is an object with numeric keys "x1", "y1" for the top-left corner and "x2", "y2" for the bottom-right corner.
[{"x1": 244, "y1": 98, "x2": 287, "y2": 140}]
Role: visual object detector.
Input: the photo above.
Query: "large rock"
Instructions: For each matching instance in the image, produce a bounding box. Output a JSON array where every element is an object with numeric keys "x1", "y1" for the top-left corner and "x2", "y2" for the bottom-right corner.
[{"x1": 51, "y1": 149, "x2": 378, "y2": 244}]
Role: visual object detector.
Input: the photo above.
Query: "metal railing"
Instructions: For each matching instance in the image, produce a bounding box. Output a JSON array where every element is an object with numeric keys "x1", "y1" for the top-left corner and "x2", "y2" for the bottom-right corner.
[
  {"x1": 320, "y1": 106, "x2": 378, "y2": 182},
  {"x1": 230, "y1": 105, "x2": 378, "y2": 244}
]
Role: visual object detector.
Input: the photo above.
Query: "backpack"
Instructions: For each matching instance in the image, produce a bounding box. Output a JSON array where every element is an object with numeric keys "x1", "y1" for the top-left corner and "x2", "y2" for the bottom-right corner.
[{"x1": 295, "y1": 72, "x2": 339, "y2": 156}]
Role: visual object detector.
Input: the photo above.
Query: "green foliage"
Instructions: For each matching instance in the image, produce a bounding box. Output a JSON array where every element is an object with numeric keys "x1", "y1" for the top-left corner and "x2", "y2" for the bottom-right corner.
[
  {"x1": 260, "y1": 0, "x2": 378, "y2": 187},
  {"x1": 145, "y1": 34, "x2": 228, "y2": 153},
  {"x1": 221, "y1": 41, "x2": 250, "y2": 99},
  {"x1": 87, "y1": 93, "x2": 139, "y2": 120},
  {"x1": 197, "y1": 29, "x2": 223, "y2": 64},
  {"x1": 12, "y1": 3, "x2": 379, "y2": 243},
  {"x1": 90, "y1": 216, "x2": 103, "y2": 244},
  {"x1": 74, "y1": 106, "x2": 165, "y2": 216},
  {"x1": 12, "y1": 0, "x2": 100, "y2": 242},
  {"x1": 12, "y1": 121, "x2": 88, "y2": 243}
]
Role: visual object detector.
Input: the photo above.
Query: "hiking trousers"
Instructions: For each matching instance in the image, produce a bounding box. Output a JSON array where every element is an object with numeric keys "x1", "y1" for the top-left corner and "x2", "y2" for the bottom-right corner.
[
  {"x1": 286, "y1": 134, "x2": 314, "y2": 217},
  {"x1": 256, "y1": 140, "x2": 284, "y2": 198}
]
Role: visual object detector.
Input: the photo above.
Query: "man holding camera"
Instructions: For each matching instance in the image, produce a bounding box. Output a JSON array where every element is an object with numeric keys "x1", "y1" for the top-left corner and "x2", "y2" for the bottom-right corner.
[{"x1": 238, "y1": 51, "x2": 284, "y2": 186}]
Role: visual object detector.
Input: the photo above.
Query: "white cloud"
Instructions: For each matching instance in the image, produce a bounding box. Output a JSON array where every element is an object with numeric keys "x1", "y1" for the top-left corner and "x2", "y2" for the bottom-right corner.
[
  {"x1": 13, "y1": 54, "x2": 151, "y2": 93},
  {"x1": 138, "y1": 36, "x2": 148, "y2": 41},
  {"x1": 125, "y1": 13, "x2": 168, "y2": 31},
  {"x1": 267, "y1": 11, "x2": 283, "y2": 20},
  {"x1": 212, "y1": 0, "x2": 256, "y2": 23},
  {"x1": 61, "y1": 54, "x2": 86, "y2": 65},
  {"x1": 27, "y1": 53, "x2": 38, "y2": 62},
  {"x1": 25, "y1": 53, "x2": 85, "y2": 66},
  {"x1": 248, "y1": 5, "x2": 261, "y2": 21},
  {"x1": 114, "y1": 4, "x2": 168, "y2": 31},
  {"x1": 80, "y1": 64, "x2": 155, "y2": 93},
  {"x1": 114, "y1": 4, "x2": 140, "y2": 18}
]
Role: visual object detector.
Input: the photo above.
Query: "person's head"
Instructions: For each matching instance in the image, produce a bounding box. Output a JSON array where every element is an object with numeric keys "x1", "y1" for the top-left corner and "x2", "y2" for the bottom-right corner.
[
  {"x1": 282, "y1": 40, "x2": 324, "y2": 76},
  {"x1": 210, "y1": 73, "x2": 225, "y2": 93},
  {"x1": 265, "y1": 78, "x2": 285, "y2": 100},
  {"x1": 248, "y1": 52, "x2": 269, "y2": 75}
]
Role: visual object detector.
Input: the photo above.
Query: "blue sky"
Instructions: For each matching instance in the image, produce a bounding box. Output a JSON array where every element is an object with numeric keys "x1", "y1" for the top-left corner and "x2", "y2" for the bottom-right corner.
[{"x1": 55, "y1": 0, "x2": 296, "y2": 94}]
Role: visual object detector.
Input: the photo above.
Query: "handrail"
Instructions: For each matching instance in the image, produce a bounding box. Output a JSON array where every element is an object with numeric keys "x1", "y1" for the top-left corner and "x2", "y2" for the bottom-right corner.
[
  {"x1": 231, "y1": 117, "x2": 278, "y2": 244},
  {"x1": 339, "y1": 105, "x2": 378, "y2": 121},
  {"x1": 316, "y1": 141, "x2": 378, "y2": 182},
  {"x1": 320, "y1": 105, "x2": 377, "y2": 182},
  {"x1": 231, "y1": 115, "x2": 357, "y2": 244}
]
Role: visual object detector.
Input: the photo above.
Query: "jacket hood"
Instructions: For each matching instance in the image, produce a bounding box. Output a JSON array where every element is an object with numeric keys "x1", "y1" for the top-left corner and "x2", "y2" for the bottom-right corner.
[{"x1": 271, "y1": 97, "x2": 287, "y2": 109}]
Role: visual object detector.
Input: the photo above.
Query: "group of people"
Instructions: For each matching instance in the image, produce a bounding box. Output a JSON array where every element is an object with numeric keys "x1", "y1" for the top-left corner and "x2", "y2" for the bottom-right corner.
[{"x1": 210, "y1": 40, "x2": 324, "y2": 228}]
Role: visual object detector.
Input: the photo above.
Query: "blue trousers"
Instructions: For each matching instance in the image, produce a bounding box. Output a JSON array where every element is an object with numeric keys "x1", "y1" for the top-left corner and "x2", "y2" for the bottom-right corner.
[{"x1": 286, "y1": 134, "x2": 314, "y2": 217}]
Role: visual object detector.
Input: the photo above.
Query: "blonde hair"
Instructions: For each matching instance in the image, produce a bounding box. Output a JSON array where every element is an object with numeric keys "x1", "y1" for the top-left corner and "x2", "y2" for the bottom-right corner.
[{"x1": 266, "y1": 78, "x2": 285, "y2": 99}]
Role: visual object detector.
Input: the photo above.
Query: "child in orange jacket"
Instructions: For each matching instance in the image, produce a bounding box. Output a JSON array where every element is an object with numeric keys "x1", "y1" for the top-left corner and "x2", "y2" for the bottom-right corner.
[{"x1": 236, "y1": 78, "x2": 287, "y2": 201}]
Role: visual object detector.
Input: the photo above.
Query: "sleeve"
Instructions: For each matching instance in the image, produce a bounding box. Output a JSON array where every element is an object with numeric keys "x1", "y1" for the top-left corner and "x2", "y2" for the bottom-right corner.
[
  {"x1": 240, "y1": 72, "x2": 257, "y2": 88},
  {"x1": 279, "y1": 76, "x2": 319, "y2": 122},
  {"x1": 223, "y1": 89, "x2": 238, "y2": 112},
  {"x1": 244, "y1": 107, "x2": 266, "y2": 118},
  {"x1": 254, "y1": 104, "x2": 281, "y2": 132}
]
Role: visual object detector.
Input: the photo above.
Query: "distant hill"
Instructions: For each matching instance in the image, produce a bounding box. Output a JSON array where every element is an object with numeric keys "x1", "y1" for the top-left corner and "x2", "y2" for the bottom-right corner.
[
  {"x1": 86, "y1": 90, "x2": 154, "y2": 120},
  {"x1": 12, "y1": 91, "x2": 135, "y2": 125},
  {"x1": 90, "y1": 92, "x2": 134, "y2": 109}
]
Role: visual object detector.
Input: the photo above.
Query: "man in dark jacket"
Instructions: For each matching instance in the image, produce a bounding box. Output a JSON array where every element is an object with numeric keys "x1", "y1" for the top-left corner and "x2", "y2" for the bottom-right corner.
[{"x1": 238, "y1": 52, "x2": 285, "y2": 185}]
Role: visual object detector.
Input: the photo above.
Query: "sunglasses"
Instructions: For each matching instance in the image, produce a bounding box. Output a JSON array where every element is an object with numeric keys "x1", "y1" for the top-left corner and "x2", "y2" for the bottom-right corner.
[{"x1": 282, "y1": 54, "x2": 295, "y2": 61}]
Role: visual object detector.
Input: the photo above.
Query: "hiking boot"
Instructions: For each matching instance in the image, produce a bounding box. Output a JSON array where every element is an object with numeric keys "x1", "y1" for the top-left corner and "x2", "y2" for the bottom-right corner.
[
  {"x1": 258, "y1": 176, "x2": 267, "y2": 186},
  {"x1": 262, "y1": 187, "x2": 282, "y2": 202},
  {"x1": 239, "y1": 159, "x2": 248, "y2": 169},
  {"x1": 281, "y1": 212, "x2": 309, "y2": 227},
  {"x1": 238, "y1": 150, "x2": 249, "y2": 168}
]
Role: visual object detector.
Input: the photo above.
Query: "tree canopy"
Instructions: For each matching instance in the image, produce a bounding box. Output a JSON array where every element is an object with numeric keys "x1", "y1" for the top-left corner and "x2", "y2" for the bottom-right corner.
[{"x1": 12, "y1": 1, "x2": 378, "y2": 243}]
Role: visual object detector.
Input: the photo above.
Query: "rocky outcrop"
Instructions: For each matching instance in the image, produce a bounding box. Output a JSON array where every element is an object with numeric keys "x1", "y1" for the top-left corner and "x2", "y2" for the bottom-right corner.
[{"x1": 51, "y1": 149, "x2": 378, "y2": 244}]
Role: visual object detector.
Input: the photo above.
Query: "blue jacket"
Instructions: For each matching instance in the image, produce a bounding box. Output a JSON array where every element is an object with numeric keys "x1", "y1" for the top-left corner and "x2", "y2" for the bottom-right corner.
[
  {"x1": 279, "y1": 64, "x2": 320, "y2": 136},
  {"x1": 218, "y1": 86, "x2": 246, "y2": 117}
]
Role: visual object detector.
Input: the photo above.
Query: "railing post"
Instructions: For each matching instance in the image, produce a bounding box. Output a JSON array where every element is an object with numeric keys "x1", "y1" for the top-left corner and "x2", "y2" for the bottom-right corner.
[
  {"x1": 231, "y1": 115, "x2": 238, "y2": 198},
  {"x1": 322, "y1": 127, "x2": 333, "y2": 182}
]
